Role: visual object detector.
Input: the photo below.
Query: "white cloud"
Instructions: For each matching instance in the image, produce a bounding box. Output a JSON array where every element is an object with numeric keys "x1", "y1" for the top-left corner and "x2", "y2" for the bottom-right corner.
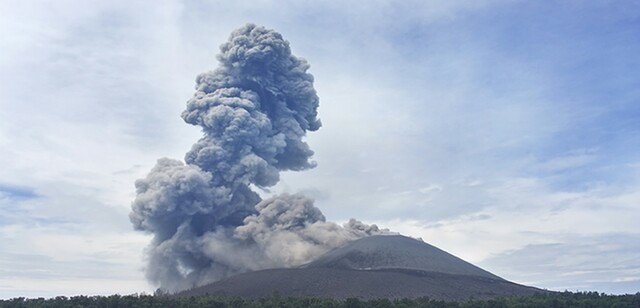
[
  {"x1": 369, "y1": 178, "x2": 640, "y2": 293},
  {"x1": 0, "y1": 0, "x2": 638, "y2": 297}
]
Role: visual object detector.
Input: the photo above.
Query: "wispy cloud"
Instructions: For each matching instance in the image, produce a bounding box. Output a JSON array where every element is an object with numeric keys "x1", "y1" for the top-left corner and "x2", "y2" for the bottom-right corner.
[
  {"x1": 0, "y1": 184, "x2": 38, "y2": 201},
  {"x1": 480, "y1": 233, "x2": 640, "y2": 294},
  {"x1": 0, "y1": 0, "x2": 638, "y2": 297}
]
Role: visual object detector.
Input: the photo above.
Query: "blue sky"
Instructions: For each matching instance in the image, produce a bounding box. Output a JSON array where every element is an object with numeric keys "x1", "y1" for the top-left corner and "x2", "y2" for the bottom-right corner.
[{"x1": 0, "y1": 0, "x2": 639, "y2": 298}]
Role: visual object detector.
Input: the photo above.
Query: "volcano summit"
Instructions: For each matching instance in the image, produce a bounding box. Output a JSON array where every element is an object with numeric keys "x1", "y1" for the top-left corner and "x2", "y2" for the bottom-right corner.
[{"x1": 179, "y1": 235, "x2": 544, "y2": 300}]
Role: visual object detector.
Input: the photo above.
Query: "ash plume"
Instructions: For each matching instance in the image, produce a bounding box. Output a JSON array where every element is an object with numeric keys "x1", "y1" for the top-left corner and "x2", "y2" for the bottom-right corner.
[{"x1": 130, "y1": 24, "x2": 385, "y2": 292}]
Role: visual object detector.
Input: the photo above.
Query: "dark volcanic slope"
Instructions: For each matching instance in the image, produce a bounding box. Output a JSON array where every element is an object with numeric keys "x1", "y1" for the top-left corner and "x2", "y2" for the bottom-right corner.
[
  {"x1": 179, "y1": 235, "x2": 544, "y2": 300},
  {"x1": 304, "y1": 235, "x2": 502, "y2": 280},
  {"x1": 180, "y1": 267, "x2": 541, "y2": 300}
]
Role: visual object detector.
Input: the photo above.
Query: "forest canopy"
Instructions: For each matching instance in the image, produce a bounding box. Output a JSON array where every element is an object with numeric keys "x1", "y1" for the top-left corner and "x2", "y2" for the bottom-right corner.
[{"x1": 2, "y1": 291, "x2": 640, "y2": 308}]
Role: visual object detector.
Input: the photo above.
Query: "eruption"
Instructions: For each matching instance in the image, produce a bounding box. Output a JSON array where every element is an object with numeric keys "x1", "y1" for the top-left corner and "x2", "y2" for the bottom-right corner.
[{"x1": 130, "y1": 24, "x2": 385, "y2": 292}]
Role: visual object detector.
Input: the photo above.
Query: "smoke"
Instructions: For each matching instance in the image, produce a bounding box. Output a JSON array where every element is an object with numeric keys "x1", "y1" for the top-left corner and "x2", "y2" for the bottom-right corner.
[{"x1": 130, "y1": 24, "x2": 386, "y2": 292}]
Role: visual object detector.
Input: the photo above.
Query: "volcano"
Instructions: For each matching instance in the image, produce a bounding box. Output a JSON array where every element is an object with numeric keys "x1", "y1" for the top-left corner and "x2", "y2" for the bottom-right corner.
[{"x1": 178, "y1": 235, "x2": 544, "y2": 300}]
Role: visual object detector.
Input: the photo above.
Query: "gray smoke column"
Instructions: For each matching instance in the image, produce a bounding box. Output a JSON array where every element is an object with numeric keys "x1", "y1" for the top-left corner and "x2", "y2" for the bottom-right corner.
[{"x1": 130, "y1": 24, "x2": 386, "y2": 292}]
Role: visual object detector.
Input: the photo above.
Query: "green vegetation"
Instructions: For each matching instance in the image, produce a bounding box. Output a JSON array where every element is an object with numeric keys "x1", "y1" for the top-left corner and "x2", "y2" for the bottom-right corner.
[{"x1": 1, "y1": 292, "x2": 639, "y2": 308}]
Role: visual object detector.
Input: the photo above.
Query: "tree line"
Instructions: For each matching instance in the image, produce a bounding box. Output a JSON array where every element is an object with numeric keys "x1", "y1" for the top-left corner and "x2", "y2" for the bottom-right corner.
[{"x1": 2, "y1": 291, "x2": 639, "y2": 307}]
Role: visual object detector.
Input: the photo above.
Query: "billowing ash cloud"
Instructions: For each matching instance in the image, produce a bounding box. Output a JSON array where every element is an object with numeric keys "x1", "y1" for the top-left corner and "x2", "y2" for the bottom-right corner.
[{"x1": 130, "y1": 24, "x2": 386, "y2": 292}]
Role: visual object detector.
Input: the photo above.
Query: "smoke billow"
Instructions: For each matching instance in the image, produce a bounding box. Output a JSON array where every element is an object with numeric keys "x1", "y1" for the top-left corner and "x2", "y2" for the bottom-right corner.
[{"x1": 130, "y1": 24, "x2": 386, "y2": 292}]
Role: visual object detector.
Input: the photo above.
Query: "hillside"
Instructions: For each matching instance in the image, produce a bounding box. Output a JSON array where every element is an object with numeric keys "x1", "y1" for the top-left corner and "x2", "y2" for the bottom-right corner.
[
  {"x1": 303, "y1": 235, "x2": 502, "y2": 280},
  {"x1": 178, "y1": 235, "x2": 544, "y2": 300}
]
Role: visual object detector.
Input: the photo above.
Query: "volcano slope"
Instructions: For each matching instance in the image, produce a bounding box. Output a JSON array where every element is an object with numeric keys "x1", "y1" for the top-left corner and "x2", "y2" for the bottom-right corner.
[{"x1": 179, "y1": 235, "x2": 544, "y2": 300}]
